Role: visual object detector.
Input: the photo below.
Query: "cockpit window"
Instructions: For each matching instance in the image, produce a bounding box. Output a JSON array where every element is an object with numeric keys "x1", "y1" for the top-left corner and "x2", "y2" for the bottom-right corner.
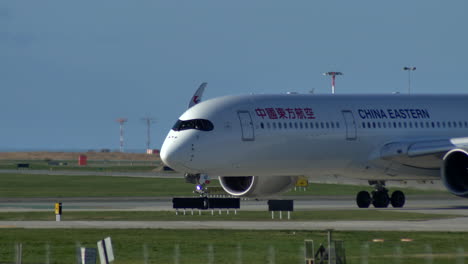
[{"x1": 172, "y1": 119, "x2": 214, "y2": 131}]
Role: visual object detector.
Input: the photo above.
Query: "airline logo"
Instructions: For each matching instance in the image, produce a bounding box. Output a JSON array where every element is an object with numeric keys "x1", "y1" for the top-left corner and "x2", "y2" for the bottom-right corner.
[
  {"x1": 358, "y1": 108, "x2": 430, "y2": 120},
  {"x1": 255, "y1": 107, "x2": 316, "y2": 120}
]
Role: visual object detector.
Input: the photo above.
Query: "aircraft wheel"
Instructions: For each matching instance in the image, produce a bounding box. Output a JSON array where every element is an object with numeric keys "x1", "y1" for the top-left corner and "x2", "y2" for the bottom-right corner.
[
  {"x1": 356, "y1": 191, "x2": 371, "y2": 208},
  {"x1": 372, "y1": 191, "x2": 390, "y2": 208},
  {"x1": 391, "y1": 190, "x2": 405, "y2": 208}
]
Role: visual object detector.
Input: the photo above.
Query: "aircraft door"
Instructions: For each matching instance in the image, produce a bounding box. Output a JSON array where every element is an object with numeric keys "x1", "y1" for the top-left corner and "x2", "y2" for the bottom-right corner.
[
  {"x1": 342, "y1": 110, "x2": 357, "y2": 140},
  {"x1": 237, "y1": 111, "x2": 255, "y2": 141}
]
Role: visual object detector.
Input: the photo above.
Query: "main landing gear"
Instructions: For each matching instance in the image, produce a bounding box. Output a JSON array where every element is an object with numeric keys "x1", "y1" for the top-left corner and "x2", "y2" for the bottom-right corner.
[{"x1": 356, "y1": 181, "x2": 405, "y2": 208}]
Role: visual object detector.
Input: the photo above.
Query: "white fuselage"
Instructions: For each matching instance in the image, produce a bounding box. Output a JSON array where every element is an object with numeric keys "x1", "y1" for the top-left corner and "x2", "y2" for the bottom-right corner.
[{"x1": 160, "y1": 94, "x2": 468, "y2": 181}]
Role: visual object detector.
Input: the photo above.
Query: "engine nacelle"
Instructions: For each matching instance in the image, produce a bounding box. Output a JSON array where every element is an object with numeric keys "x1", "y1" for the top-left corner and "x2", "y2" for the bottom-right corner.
[
  {"x1": 218, "y1": 175, "x2": 298, "y2": 198},
  {"x1": 441, "y1": 149, "x2": 468, "y2": 197}
]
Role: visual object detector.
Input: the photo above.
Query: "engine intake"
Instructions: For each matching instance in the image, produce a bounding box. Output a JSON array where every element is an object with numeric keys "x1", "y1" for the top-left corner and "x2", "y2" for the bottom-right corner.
[
  {"x1": 218, "y1": 175, "x2": 298, "y2": 198},
  {"x1": 441, "y1": 149, "x2": 468, "y2": 197}
]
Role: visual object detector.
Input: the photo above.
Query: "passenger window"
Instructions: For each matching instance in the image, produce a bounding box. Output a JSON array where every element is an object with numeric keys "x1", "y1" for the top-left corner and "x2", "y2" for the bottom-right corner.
[
  {"x1": 261, "y1": 123, "x2": 264, "y2": 129},
  {"x1": 362, "y1": 123, "x2": 366, "y2": 128},
  {"x1": 278, "y1": 123, "x2": 282, "y2": 129},
  {"x1": 267, "y1": 123, "x2": 271, "y2": 129},
  {"x1": 331, "y1": 122, "x2": 335, "y2": 129},
  {"x1": 414, "y1": 122, "x2": 418, "y2": 128},
  {"x1": 305, "y1": 123, "x2": 309, "y2": 129},
  {"x1": 326, "y1": 122, "x2": 330, "y2": 129},
  {"x1": 294, "y1": 123, "x2": 298, "y2": 129},
  {"x1": 300, "y1": 122, "x2": 303, "y2": 129},
  {"x1": 336, "y1": 122, "x2": 340, "y2": 128},
  {"x1": 272, "y1": 123, "x2": 277, "y2": 129}
]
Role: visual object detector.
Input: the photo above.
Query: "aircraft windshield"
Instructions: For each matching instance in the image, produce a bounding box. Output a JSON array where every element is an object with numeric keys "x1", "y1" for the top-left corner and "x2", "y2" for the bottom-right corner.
[{"x1": 172, "y1": 119, "x2": 214, "y2": 132}]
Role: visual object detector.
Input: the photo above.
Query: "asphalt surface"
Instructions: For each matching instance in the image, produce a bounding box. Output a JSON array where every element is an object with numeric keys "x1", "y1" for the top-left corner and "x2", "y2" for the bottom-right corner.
[
  {"x1": 2, "y1": 218, "x2": 468, "y2": 231},
  {"x1": 1, "y1": 196, "x2": 468, "y2": 231}
]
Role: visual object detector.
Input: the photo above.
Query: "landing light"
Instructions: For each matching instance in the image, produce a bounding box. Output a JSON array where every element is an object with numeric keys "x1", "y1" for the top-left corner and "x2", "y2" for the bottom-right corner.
[{"x1": 196, "y1": 185, "x2": 203, "y2": 191}]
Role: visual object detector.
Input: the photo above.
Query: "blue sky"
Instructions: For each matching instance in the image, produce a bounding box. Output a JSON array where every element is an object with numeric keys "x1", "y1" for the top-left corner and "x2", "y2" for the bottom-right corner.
[{"x1": 1, "y1": 0, "x2": 467, "y2": 151}]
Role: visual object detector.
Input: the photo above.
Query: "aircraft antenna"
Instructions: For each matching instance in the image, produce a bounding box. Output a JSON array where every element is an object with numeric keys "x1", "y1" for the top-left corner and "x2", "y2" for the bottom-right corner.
[
  {"x1": 141, "y1": 117, "x2": 157, "y2": 153},
  {"x1": 116, "y1": 118, "x2": 128, "y2": 152},
  {"x1": 323, "y1": 72, "x2": 343, "y2": 94}
]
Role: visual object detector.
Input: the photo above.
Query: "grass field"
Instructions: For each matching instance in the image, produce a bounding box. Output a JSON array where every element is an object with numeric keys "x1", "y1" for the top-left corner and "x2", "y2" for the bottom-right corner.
[
  {"x1": 0, "y1": 161, "x2": 162, "y2": 172},
  {"x1": 0, "y1": 229, "x2": 467, "y2": 264},
  {"x1": 0, "y1": 210, "x2": 455, "y2": 221},
  {"x1": 0, "y1": 173, "x2": 448, "y2": 198},
  {"x1": 0, "y1": 174, "x2": 194, "y2": 197}
]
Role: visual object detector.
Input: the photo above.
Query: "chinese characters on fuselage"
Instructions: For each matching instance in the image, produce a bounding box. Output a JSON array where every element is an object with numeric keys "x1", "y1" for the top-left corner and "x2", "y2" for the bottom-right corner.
[{"x1": 255, "y1": 107, "x2": 316, "y2": 120}]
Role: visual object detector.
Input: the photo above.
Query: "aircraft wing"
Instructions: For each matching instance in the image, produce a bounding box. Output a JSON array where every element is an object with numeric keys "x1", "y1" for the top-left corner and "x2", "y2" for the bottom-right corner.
[{"x1": 378, "y1": 137, "x2": 468, "y2": 169}]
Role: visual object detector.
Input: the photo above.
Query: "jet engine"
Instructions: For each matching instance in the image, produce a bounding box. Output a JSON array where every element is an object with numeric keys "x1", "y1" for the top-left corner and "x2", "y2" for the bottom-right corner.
[
  {"x1": 441, "y1": 149, "x2": 468, "y2": 197},
  {"x1": 218, "y1": 175, "x2": 298, "y2": 198}
]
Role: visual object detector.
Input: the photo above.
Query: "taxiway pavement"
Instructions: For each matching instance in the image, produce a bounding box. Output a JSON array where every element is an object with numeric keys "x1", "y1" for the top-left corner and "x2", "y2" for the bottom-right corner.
[{"x1": 1, "y1": 196, "x2": 468, "y2": 231}]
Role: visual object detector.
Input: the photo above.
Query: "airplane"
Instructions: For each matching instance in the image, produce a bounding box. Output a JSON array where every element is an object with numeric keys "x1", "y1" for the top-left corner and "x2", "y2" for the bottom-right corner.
[{"x1": 160, "y1": 84, "x2": 468, "y2": 208}]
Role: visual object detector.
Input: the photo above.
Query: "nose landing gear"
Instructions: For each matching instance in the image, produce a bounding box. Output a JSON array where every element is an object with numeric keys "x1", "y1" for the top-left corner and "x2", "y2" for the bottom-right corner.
[
  {"x1": 355, "y1": 181, "x2": 406, "y2": 208},
  {"x1": 184, "y1": 173, "x2": 211, "y2": 196}
]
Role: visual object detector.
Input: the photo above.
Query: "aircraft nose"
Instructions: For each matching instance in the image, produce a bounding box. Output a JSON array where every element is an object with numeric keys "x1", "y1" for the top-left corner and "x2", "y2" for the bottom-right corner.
[{"x1": 160, "y1": 136, "x2": 189, "y2": 170}]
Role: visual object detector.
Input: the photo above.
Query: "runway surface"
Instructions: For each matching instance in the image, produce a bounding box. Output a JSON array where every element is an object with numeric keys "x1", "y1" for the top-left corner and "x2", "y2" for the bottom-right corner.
[{"x1": 1, "y1": 195, "x2": 468, "y2": 231}]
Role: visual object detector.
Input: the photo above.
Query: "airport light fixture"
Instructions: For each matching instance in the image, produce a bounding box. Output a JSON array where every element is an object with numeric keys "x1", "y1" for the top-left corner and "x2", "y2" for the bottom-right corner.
[
  {"x1": 323, "y1": 72, "x2": 343, "y2": 94},
  {"x1": 403, "y1": 66, "x2": 416, "y2": 94},
  {"x1": 141, "y1": 117, "x2": 157, "y2": 152},
  {"x1": 116, "y1": 118, "x2": 128, "y2": 152}
]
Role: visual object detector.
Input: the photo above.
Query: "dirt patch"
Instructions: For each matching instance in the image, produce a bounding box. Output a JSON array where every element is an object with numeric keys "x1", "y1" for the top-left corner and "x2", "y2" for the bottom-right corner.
[{"x1": 0, "y1": 152, "x2": 161, "y2": 161}]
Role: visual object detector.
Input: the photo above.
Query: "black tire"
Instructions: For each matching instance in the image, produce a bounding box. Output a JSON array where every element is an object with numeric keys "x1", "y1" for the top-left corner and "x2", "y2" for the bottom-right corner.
[
  {"x1": 372, "y1": 191, "x2": 390, "y2": 208},
  {"x1": 356, "y1": 191, "x2": 371, "y2": 208},
  {"x1": 391, "y1": 190, "x2": 405, "y2": 208}
]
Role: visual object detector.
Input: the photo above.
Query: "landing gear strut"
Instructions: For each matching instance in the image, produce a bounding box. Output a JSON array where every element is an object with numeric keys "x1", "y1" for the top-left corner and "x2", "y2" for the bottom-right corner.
[
  {"x1": 355, "y1": 181, "x2": 405, "y2": 208},
  {"x1": 184, "y1": 173, "x2": 211, "y2": 196}
]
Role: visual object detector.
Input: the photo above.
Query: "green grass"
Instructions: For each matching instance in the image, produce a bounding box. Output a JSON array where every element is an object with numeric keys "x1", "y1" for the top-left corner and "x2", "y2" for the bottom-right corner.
[
  {"x1": 0, "y1": 173, "x2": 448, "y2": 198},
  {"x1": 0, "y1": 229, "x2": 467, "y2": 263},
  {"x1": 0, "y1": 174, "x2": 194, "y2": 197},
  {"x1": 0, "y1": 210, "x2": 455, "y2": 221},
  {"x1": 286, "y1": 183, "x2": 447, "y2": 196},
  {"x1": 0, "y1": 160, "x2": 162, "y2": 172}
]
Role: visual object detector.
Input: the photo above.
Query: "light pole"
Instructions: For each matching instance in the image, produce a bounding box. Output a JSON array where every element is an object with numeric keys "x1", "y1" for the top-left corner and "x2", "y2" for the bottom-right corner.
[
  {"x1": 323, "y1": 72, "x2": 343, "y2": 94},
  {"x1": 403, "y1": 66, "x2": 416, "y2": 94},
  {"x1": 141, "y1": 117, "x2": 156, "y2": 153},
  {"x1": 116, "y1": 118, "x2": 128, "y2": 153}
]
